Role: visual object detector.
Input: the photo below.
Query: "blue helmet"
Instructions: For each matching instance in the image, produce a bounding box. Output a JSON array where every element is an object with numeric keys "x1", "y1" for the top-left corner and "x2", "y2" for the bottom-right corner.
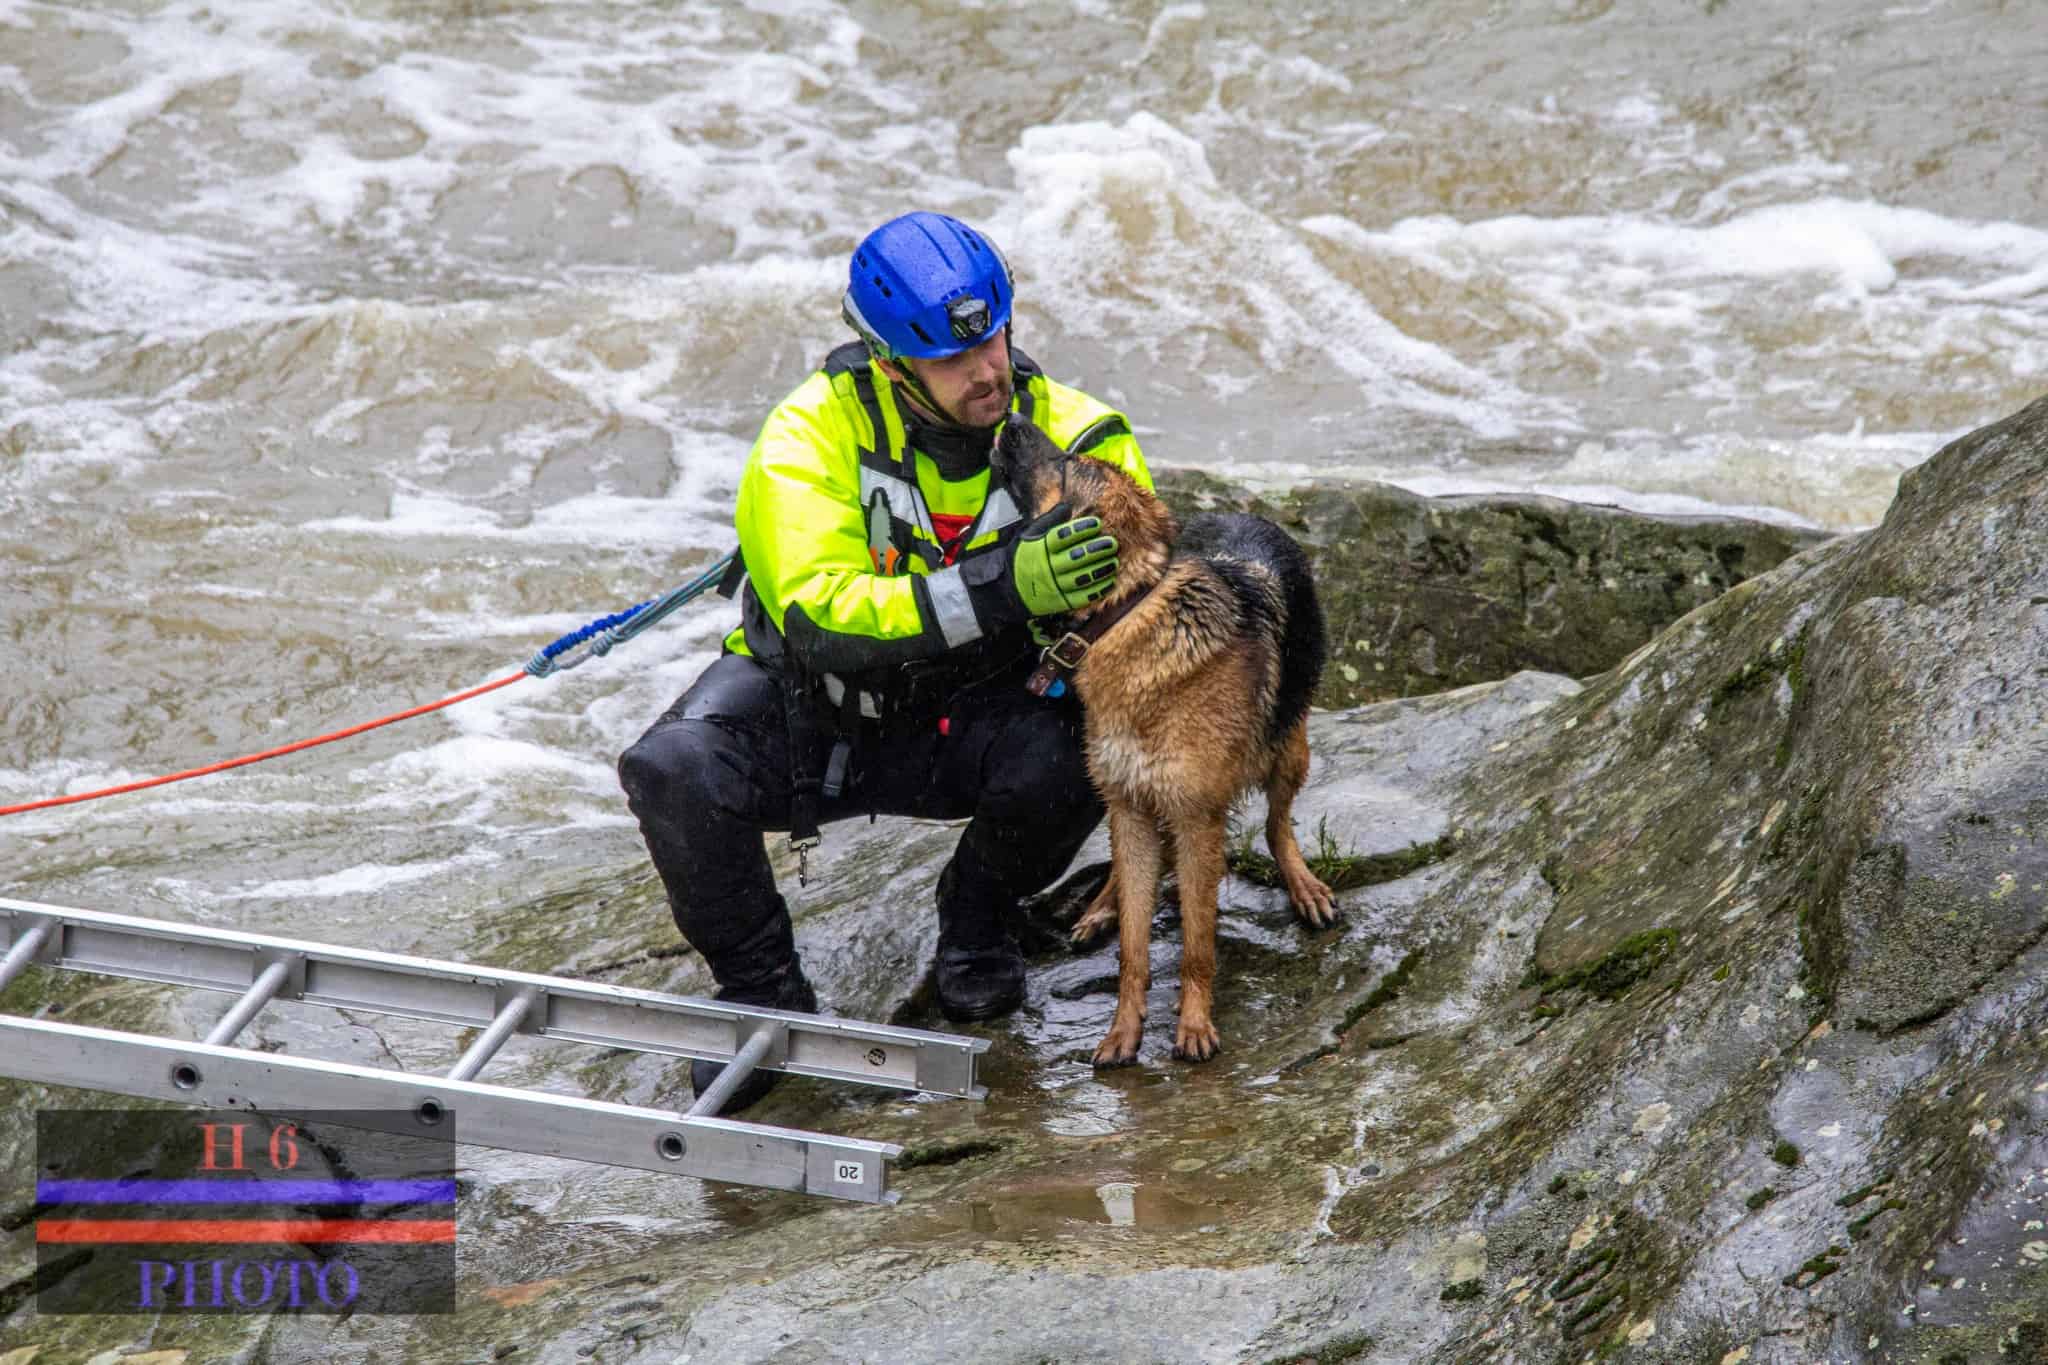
[{"x1": 841, "y1": 212, "x2": 1014, "y2": 361}]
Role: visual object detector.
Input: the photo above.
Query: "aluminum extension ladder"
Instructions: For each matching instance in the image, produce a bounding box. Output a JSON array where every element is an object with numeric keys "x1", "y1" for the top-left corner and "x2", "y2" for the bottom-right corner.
[{"x1": 0, "y1": 897, "x2": 988, "y2": 1204}]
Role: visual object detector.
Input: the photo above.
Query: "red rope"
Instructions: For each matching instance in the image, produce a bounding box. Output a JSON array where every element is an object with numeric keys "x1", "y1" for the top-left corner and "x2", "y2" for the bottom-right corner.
[{"x1": 0, "y1": 673, "x2": 530, "y2": 818}]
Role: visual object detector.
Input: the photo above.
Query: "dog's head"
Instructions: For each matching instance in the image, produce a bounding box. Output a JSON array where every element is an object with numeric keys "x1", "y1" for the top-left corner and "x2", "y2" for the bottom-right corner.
[
  {"x1": 993, "y1": 418, "x2": 1177, "y2": 597},
  {"x1": 992, "y1": 418, "x2": 1088, "y2": 521}
]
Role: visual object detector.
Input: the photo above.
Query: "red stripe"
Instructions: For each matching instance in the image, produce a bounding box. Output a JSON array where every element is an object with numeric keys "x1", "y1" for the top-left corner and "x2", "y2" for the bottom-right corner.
[
  {"x1": 0, "y1": 674, "x2": 528, "y2": 817},
  {"x1": 929, "y1": 512, "x2": 975, "y2": 566},
  {"x1": 36, "y1": 1219, "x2": 455, "y2": 1244}
]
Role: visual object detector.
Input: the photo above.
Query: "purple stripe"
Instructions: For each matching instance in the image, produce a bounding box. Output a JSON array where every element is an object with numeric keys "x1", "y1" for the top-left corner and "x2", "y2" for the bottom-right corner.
[{"x1": 37, "y1": 1179, "x2": 455, "y2": 1205}]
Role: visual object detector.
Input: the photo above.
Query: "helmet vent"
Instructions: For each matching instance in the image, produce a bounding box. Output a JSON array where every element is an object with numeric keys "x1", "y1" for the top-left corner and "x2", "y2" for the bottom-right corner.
[
  {"x1": 909, "y1": 321, "x2": 936, "y2": 346},
  {"x1": 872, "y1": 276, "x2": 892, "y2": 298}
]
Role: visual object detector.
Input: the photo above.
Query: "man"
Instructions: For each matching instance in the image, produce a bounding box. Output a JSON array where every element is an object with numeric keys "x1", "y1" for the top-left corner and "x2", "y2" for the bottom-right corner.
[{"x1": 618, "y1": 211, "x2": 1154, "y2": 1114}]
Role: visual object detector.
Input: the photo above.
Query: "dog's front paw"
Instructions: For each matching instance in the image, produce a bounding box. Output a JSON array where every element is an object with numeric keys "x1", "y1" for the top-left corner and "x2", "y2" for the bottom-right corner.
[
  {"x1": 1172, "y1": 1016, "x2": 1221, "y2": 1063},
  {"x1": 1286, "y1": 869, "x2": 1338, "y2": 928},
  {"x1": 1092, "y1": 1025, "x2": 1143, "y2": 1068}
]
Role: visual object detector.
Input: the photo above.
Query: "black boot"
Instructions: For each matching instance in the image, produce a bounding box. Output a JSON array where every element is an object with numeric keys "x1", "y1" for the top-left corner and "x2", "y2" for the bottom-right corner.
[
  {"x1": 936, "y1": 941, "x2": 1025, "y2": 1021},
  {"x1": 934, "y1": 857, "x2": 1025, "y2": 1022},
  {"x1": 688, "y1": 957, "x2": 819, "y2": 1116}
]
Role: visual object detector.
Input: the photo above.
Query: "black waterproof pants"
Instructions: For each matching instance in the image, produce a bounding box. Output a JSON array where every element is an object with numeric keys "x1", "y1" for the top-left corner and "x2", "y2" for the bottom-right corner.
[{"x1": 617, "y1": 652, "x2": 1102, "y2": 991}]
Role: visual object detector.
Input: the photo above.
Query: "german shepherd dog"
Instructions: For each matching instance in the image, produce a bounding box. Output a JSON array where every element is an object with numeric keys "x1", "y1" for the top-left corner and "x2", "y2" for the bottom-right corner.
[{"x1": 992, "y1": 421, "x2": 1333, "y2": 1066}]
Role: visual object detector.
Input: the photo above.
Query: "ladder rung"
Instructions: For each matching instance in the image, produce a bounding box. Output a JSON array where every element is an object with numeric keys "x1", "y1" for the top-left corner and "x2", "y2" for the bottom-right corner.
[
  {"x1": 202, "y1": 958, "x2": 293, "y2": 1048},
  {"x1": 686, "y1": 1027, "x2": 776, "y2": 1117},
  {"x1": 0, "y1": 920, "x2": 51, "y2": 993},
  {"x1": 446, "y1": 992, "x2": 533, "y2": 1082}
]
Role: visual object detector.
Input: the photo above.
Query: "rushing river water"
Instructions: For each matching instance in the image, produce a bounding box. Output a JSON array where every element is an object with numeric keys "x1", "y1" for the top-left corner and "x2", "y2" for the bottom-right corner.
[{"x1": 2, "y1": 0, "x2": 2046, "y2": 1310}]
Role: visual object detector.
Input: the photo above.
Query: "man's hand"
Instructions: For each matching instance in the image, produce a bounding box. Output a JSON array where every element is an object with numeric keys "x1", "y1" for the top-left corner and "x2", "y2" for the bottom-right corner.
[
  {"x1": 1007, "y1": 504, "x2": 1119, "y2": 617},
  {"x1": 958, "y1": 501, "x2": 1120, "y2": 631}
]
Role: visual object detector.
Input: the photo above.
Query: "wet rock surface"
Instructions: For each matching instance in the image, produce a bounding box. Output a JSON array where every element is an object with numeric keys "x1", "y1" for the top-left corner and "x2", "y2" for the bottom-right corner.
[
  {"x1": 1153, "y1": 467, "x2": 1832, "y2": 708},
  {"x1": 9, "y1": 400, "x2": 2048, "y2": 1362}
]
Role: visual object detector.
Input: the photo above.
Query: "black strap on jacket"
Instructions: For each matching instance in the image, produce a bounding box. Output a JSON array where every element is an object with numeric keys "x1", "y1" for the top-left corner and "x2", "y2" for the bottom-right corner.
[
  {"x1": 779, "y1": 665, "x2": 857, "y2": 884},
  {"x1": 770, "y1": 342, "x2": 1053, "y2": 871}
]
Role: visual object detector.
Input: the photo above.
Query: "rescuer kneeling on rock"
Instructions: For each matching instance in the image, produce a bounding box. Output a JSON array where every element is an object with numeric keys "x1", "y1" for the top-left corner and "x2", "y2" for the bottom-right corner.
[{"x1": 619, "y1": 211, "x2": 1153, "y2": 1114}]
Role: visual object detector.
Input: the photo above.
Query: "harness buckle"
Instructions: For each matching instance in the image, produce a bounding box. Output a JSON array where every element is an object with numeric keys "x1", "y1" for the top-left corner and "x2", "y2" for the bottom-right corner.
[
  {"x1": 1041, "y1": 631, "x2": 1090, "y2": 670},
  {"x1": 789, "y1": 832, "x2": 820, "y2": 886}
]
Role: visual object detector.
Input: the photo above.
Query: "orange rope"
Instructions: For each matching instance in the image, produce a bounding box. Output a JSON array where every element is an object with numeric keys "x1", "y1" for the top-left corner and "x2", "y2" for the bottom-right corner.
[{"x1": 0, "y1": 672, "x2": 529, "y2": 817}]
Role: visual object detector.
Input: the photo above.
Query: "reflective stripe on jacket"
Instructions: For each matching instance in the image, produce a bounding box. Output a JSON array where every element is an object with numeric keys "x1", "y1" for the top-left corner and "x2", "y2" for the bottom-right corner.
[{"x1": 724, "y1": 341, "x2": 1152, "y2": 678}]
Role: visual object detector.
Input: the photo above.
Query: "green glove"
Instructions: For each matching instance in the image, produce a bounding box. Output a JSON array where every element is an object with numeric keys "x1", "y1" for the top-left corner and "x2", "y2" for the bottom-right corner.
[
  {"x1": 1010, "y1": 508, "x2": 1119, "y2": 617},
  {"x1": 959, "y1": 502, "x2": 1120, "y2": 630}
]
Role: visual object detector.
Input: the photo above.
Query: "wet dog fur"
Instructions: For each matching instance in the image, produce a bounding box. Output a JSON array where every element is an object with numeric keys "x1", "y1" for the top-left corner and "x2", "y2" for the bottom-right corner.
[{"x1": 992, "y1": 421, "x2": 1333, "y2": 1066}]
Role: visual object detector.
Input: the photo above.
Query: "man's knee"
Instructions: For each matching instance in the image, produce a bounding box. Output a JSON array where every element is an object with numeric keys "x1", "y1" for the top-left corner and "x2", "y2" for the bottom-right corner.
[
  {"x1": 619, "y1": 722, "x2": 707, "y2": 815},
  {"x1": 981, "y1": 706, "x2": 1098, "y2": 823},
  {"x1": 620, "y1": 719, "x2": 770, "y2": 838}
]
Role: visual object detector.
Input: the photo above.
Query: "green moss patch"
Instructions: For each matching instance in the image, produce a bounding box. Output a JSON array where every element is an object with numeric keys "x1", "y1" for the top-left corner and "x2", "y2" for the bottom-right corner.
[
  {"x1": 1440, "y1": 1277, "x2": 1483, "y2": 1303},
  {"x1": 1336, "y1": 950, "x2": 1422, "y2": 1037},
  {"x1": 1781, "y1": 1245, "x2": 1845, "y2": 1290},
  {"x1": 1709, "y1": 626, "x2": 1809, "y2": 716},
  {"x1": 896, "y1": 1138, "x2": 1007, "y2": 1170},
  {"x1": 1529, "y1": 929, "x2": 1679, "y2": 1002},
  {"x1": 1848, "y1": 1199, "x2": 1906, "y2": 1241},
  {"x1": 1834, "y1": 1176, "x2": 1894, "y2": 1208},
  {"x1": 1252, "y1": 1331, "x2": 1375, "y2": 1365},
  {"x1": 1228, "y1": 820, "x2": 1454, "y2": 895}
]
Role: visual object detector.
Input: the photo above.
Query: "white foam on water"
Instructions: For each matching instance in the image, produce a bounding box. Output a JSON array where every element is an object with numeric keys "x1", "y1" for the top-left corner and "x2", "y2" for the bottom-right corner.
[
  {"x1": 1546, "y1": 427, "x2": 1942, "y2": 531},
  {"x1": 1367, "y1": 198, "x2": 2048, "y2": 295},
  {"x1": 300, "y1": 488, "x2": 733, "y2": 549},
  {"x1": 0, "y1": 0, "x2": 908, "y2": 274},
  {"x1": 365, "y1": 733, "x2": 618, "y2": 797},
  {"x1": 1000, "y1": 113, "x2": 1535, "y2": 439},
  {"x1": 224, "y1": 851, "x2": 500, "y2": 902},
  {"x1": 1295, "y1": 192, "x2": 2048, "y2": 521},
  {"x1": 1211, "y1": 418, "x2": 1944, "y2": 532}
]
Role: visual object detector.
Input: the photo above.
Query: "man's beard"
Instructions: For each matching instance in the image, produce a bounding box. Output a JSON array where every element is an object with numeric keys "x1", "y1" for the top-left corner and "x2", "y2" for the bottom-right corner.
[
  {"x1": 902, "y1": 371, "x2": 1010, "y2": 433},
  {"x1": 943, "y1": 376, "x2": 1013, "y2": 430}
]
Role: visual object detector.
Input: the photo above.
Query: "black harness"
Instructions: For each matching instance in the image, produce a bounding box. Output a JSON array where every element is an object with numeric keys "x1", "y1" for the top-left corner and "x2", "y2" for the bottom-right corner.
[{"x1": 736, "y1": 345, "x2": 1116, "y2": 877}]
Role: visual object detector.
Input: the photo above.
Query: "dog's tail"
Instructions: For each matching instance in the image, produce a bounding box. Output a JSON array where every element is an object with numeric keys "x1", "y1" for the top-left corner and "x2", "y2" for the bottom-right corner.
[{"x1": 1270, "y1": 535, "x2": 1327, "y2": 740}]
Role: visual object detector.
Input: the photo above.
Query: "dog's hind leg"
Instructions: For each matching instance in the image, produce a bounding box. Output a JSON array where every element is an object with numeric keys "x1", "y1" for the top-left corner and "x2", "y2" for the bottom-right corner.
[
  {"x1": 1170, "y1": 814, "x2": 1227, "y2": 1062},
  {"x1": 1265, "y1": 717, "x2": 1337, "y2": 927},
  {"x1": 1072, "y1": 824, "x2": 1179, "y2": 944},
  {"x1": 1092, "y1": 800, "x2": 1160, "y2": 1068},
  {"x1": 1070, "y1": 855, "x2": 1119, "y2": 946}
]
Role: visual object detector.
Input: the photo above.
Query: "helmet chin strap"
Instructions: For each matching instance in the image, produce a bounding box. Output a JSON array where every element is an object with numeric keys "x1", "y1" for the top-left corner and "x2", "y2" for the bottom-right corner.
[
  {"x1": 886, "y1": 329, "x2": 1014, "y2": 439},
  {"x1": 889, "y1": 361, "x2": 961, "y2": 429}
]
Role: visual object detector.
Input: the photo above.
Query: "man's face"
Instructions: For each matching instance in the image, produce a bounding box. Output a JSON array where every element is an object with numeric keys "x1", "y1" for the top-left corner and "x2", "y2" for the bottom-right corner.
[{"x1": 898, "y1": 329, "x2": 1012, "y2": 428}]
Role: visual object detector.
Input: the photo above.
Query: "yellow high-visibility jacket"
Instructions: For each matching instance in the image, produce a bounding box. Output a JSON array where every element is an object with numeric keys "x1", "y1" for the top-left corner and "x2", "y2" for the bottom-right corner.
[{"x1": 726, "y1": 342, "x2": 1152, "y2": 680}]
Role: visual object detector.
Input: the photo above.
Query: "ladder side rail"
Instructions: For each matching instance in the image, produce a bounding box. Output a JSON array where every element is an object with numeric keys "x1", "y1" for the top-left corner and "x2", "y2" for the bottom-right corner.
[{"x1": 0, "y1": 1015, "x2": 902, "y2": 1204}]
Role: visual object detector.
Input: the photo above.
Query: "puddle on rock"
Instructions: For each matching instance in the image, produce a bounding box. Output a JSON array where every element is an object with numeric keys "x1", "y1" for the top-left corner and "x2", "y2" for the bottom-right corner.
[{"x1": 897, "y1": 1176, "x2": 1229, "y2": 1243}]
